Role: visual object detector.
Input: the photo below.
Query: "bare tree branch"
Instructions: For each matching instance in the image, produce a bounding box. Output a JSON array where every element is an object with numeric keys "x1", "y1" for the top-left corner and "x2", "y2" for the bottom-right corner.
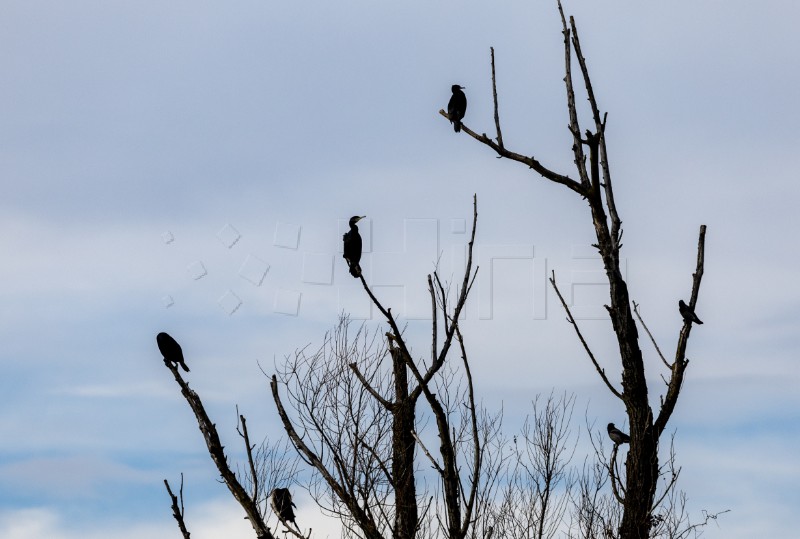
[
  {"x1": 655, "y1": 225, "x2": 706, "y2": 435},
  {"x1": 438, "y1": 110, "x2": 584, "y2": 196},
  {"x1": 164, "y1": 475, "x2": 191, "y2": 539},
  {"x1": 557, "y1": 1, "x2": 590, "y2": 188},
  {"x1": 490, "y1": 47, "x2": 504, "y2": 149},
  {"x1": 163, "y1": 362, "x2": 273, "y2": 539},
  {"x1": 349, "y1": 361, "x2": 393, "y2": 410},
  {"x1": 549, "y1": 271, "x2": 624, "y2": 400},
  {"x1": 632, "y1": 301, "x2": 671, "y2": 370}
]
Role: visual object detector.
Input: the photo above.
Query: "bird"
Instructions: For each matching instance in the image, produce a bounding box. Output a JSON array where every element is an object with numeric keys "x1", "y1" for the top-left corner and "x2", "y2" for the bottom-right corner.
[
  {"x1": 607, "y1": 423, "x2": 630, "y2": 445},
  {"x1": 270, "y1": 488, "x2": 297, "y2": 526},
  {"x1": 447, "y1": 84, "x2": 467, "y2": 133},
  {"x1": 678, "y1": 300, "x2": 703, "y2": 325},
  {"x1": 156, "y1": 332, "x2": 190, "y2": 372},
  {"x1": 343, "y1": 215, "x2": 365, "y2": 278}
]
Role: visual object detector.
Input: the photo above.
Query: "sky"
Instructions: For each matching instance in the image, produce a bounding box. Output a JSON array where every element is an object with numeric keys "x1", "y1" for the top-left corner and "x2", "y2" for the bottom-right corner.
[{"x1": 1, "y1": 1, "x2": 799, "y2": 537}]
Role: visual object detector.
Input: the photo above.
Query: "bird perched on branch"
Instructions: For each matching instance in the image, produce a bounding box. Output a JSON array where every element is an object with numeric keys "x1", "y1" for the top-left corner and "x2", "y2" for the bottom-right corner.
[
  {"x1": 607, "y1": 423, "x2": 630, "y2": 445},
  {"x1": 447, "y1": 84, "x2": 467, "y2": 133},
  {"x1": 343, "y1": 215, "x2": 365, "y2": 278},
  {"x1": 157, "y1": 332, "x2": 189, "y2": 372},
  {"x1": 270, "y1": 488, "x2": 297, "y2": 526},
  {"x1": 678, "y1": 300, "x2": 703, "y2": 325}
]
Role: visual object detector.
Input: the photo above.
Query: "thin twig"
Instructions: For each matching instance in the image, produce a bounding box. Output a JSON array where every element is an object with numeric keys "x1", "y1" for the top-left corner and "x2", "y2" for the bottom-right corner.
[
  {"x1": 491, "y1": 47, "x2": 504, "y2": 149},
  {"x1": 549, "y1": 271, "x2": 623, "y2": 400},
  {"x1": 608, "y1": 445, "x2": 625, "y2": 504},
  {"x1": 164, "y1": 475, "x2": 191, "y2": 539},
  {"x1": 632, "y1": 301, "x2": 670, "y2": 369},
  {"x1": 237, "y1": 412, "x2": 260, "y2": 507},
  {"x1": 411, "y1": 429, "x2": 444, "y2": 473}
]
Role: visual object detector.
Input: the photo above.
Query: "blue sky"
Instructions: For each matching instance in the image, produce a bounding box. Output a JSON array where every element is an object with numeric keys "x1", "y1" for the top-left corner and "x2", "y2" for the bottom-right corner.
[{"x1": 1, "y1": 1, "x2": 799, "y2": 537}]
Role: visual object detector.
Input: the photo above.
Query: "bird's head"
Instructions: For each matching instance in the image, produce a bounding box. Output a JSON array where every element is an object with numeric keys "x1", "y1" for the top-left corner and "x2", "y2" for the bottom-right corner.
[
  {"x1": 679, "y1": 300, "x2": 687, "y2": 309},
  {"x1": 349, "y1": 215, "x2": 366, "y2": 226},
  {"x1": 451, "y1": 84, "x2": 465, "y2": 92},
  {"x1": 607, "y1": 423, "x2": 615, "y2": 431}
]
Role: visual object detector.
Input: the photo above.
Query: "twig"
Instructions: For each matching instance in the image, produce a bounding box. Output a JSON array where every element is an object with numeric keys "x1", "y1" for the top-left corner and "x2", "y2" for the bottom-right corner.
[
  {"x1": 455, "y1": 323, "x2": 482, "y2": 537},
  {"x1": 490, "y1": 47, "x2": 504, "y2": 149},
  {"x1": 549, "y1": 271, "x2": 623, "y2": 400},
  {"x1": 411, "y1": 429, "x2": 444, "y2": 473},
  {"x1": 607, "y1": 445, "x2": 625, "y2": 504},
  {"x1": 236, "y1": 412, "x2": 260, "y2": 507},
  {"x1": 632, "y1": 301, "x2": 670, "y2": 369},
  {"x1": 164, "y1": 475, "x2": 191, "y2": 539}
]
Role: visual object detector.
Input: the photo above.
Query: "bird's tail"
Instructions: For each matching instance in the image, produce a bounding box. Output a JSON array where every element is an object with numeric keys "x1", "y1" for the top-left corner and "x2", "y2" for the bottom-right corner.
[
  {"x1": 694, "y1": 317, "x2": 704, "y2": 325},
  {"x1": 349, "y1": 263, "x2": 361, "y2": 278},
  {"x1": 453, "y1": 120, "x2": 461, "y2": 133},
  {"x1": 181, "y1": 362, "x2": 191, "y2": 372}
]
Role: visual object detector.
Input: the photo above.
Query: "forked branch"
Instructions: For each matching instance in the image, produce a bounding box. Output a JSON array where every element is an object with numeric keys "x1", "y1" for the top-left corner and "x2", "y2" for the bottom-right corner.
[{"x1": 164, "y1": 474, "x2": 191, "y2": 539}]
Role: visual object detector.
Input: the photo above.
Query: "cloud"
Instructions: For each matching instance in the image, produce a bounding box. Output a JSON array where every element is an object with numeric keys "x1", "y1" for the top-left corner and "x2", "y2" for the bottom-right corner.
[{"x1": 0, "y1": 500, "x2": 256, "y2": 539}]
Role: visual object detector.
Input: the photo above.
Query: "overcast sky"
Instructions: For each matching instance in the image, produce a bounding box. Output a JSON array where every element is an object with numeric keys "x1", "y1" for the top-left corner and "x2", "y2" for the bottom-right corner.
[{"x1": 1, "y1": 1, "x2": 799, "y2": 538}]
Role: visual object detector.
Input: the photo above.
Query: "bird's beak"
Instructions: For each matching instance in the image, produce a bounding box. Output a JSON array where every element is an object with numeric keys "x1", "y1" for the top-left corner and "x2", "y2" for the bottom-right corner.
[
  {"x1": 460, "y1": 86, "x2": 466, "y2": 89},
  {"x1": 358, "y1": 215, "x2": 366, "y2": 221}
]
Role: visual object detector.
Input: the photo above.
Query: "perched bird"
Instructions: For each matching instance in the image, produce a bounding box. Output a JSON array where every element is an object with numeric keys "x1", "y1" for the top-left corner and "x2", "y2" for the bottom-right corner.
[
  {"x1": 157, "y1": 332, "x2": 190, "y2": 372},
  {"x1": 678, "y1": 300, "x2": 703, "y2": 325},
  {"x1": 447, "y1": 84, "x2": 467, "y2": 133},
  {"x1": 270, "y1": 488, "x2": 297, "y2": 526},
  {"x1": 607, "y1": 423, "x2": 630, "y2": 445},
  {"x1": 343, "y1": 215, "x2": 365, "y2": 278}
]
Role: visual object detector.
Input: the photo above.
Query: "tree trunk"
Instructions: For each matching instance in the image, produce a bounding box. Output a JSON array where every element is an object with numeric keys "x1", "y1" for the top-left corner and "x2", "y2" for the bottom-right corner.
[{"x1": 391, "y1": 346, "x2": 418, "y2": 539}]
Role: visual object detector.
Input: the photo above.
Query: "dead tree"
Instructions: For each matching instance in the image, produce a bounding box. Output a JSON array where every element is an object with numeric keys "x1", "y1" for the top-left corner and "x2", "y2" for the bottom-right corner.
[
  {"x1": 440, "y1": 4, "x2": 708, "y2": 538},
  {"x1": 271, "y1": 197, "x2": 502, "y2": 539}
]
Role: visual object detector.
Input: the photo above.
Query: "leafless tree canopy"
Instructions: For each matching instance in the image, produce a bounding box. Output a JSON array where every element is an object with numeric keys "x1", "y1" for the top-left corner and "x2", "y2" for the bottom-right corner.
[{"x1": 158, "y1": 3, "x2": 724, "y2": 539}]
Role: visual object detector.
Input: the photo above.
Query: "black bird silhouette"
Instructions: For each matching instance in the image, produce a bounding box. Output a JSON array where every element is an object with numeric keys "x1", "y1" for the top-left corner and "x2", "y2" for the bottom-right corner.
[
  {"x1": 270, "y1": 488, "x2": 297, "y2": 526},
  {"x1": 157, "y1": 332, "x2": 190, "y2": 372},
  {"x1": 678, "y1": 300, "x2": 703, "y2": 325},
  {"x1": 343, "y1": 215, "x2": 365, "y2": 278},
  {"x1": 607, "y1": 423, "x2": 630, "y2": 445},
  {"x1": 447, "y1": 84, "x2": 467, "y2": 133}
]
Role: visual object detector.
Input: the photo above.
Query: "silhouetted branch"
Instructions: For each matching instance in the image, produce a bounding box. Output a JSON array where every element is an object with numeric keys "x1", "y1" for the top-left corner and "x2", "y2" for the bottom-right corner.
[
  {"x1": 632, "y1": 301, "x2": 670, "y2": 369},
  {"x1": 164, "y1": 474, "x2": 191, "y2": 539},
  {"x1": 236, "y1": 411, "x2": 260, "y2": 504},
  {"x1": 490, "y1": 47, "x2": 504, "y2": 149},
  {"x1": 349, "y1": 361, "x2": 393, "y2": 410},
  {"x1": 607, "y1": 445, "x2": 625, "y2": 505},
  {"x1": 411, "y1": 429, "x2": 444, "y2": 474},
  {"x1": 163, "y1": 362, "x2": 273, "y2": 539},
  {"x1": 438, "y1": 110, "x2": 584, "y2": 196},
  {"x1": 549, "y1": 271, "x2": 624, "y2": 400},
  {"x1": 455, "y1": 324, "x2": 481, "y2": 537},
  {"x1": 557, "y1": 1, "x2": 590, "y2": 188},
  {"x1": 655, "y1": 225, "x2": 706, "y2": 435}
]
